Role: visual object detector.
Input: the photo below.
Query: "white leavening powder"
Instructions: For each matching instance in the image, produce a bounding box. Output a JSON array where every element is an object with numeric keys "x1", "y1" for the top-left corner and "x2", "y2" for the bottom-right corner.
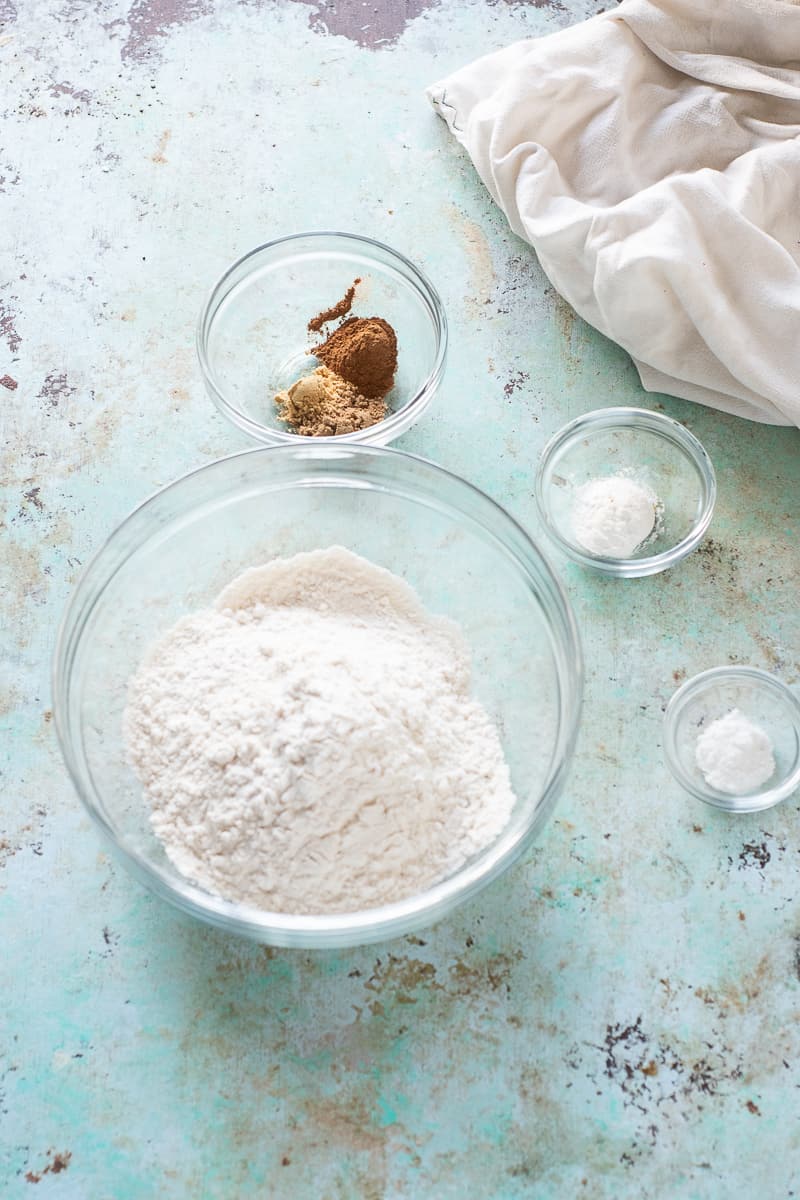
[
  {"x1": 124, "y1": 547, "x2": 516, "y2": 914},
  {"x1": 695, "y1": 708, "x2": 775, "y2": 795},
  {"x1": 571, "y1": 474, "x2": 659, "y2": 558}
]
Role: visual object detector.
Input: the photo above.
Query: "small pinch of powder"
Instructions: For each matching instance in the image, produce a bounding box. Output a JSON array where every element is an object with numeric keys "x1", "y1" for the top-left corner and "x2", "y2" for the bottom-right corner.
[
  {"x1": 275, "y1": 365, "x2": 387, "y2": 437},
  {"x1": 307, "y1": 278, "x2": 361, "y2": 334},
  {"x1": 695, "y1": 708, "x2": 775, "y2": 795}
]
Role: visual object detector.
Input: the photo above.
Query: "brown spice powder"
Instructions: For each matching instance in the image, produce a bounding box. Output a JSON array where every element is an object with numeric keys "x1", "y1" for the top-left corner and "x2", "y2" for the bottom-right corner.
[
  {"x1": 313, "y1": 316, "x2": 397, "y2": 400},
  {"x1": 275, "y1": 366, "x2": 387, "y2": 437},
  {"x1": 307, "y1": 278, "x2": 361, "y2": 333}
]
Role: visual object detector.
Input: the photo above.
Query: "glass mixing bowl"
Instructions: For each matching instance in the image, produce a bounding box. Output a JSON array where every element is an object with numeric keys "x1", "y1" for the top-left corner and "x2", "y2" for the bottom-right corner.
[
  {"x1": 53, "y1": 446, "x2": 583, "y2": 948},
  {"x1": 535, "y1": 407, "x2": 716, "y2": 578},
  {"x1": 197, "y1": 232, "x2": 447, "y2": 446}
]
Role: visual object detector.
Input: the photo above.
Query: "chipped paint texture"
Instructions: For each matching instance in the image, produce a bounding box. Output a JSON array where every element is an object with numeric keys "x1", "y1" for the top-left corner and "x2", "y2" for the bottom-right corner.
[{"x1": 2, "y1": 0, "x2": 800, "y2": 1196}]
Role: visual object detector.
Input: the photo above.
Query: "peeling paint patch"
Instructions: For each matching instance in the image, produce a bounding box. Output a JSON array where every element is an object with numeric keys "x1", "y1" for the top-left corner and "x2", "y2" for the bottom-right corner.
[
  {"x1": 37, "y1": 371, "x2": 76, "y2": 411},
  {"x1": 122, "y1": 0, "x2": 213, "y2": 62},
  {"x1": 504, "y1": 370, "x2": 529, "y2": 397},
  {"x1": 0, "y1": 299, "x2": 21, "y2": 354},
  {"x1": 0, "y1": 166, "x2": 21, "y2": 192},
  {"x1": 291, "y1": 0, "x2": 437, "y2": 48},
  {"x1": 49, "y1": 81, "x2": 93, "y2": 103},
  {"x1": 22, "y1": 486, "x2": 43, "y2": 512}
]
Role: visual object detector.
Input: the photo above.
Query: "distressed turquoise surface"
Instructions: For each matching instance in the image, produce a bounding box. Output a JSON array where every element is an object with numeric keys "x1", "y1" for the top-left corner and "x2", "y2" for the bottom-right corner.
[{"x1": 2, "y1": 0, "x2": 800, "y2": 1196}]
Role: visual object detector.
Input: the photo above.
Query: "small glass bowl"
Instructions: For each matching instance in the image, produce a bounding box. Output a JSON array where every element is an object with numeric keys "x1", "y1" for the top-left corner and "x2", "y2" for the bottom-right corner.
[
  {"x1": 534, "y1": 407, "x2": 716, "y2": 578},
  {"x1": 197, "y1": 232, "x2": 447, "y2": 446},
  {"x1": 664, "y1": 667, "x2": 800, "y2": 812}
]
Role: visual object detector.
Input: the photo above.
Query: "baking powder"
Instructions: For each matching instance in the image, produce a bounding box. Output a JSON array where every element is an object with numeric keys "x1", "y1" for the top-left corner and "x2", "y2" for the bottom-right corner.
[
  {"x1": 695, "y1": 708, "x2": 775, "y2": 795},
  {"x1": 571, "y1": 474, "x2": 659, "y2": 558}
]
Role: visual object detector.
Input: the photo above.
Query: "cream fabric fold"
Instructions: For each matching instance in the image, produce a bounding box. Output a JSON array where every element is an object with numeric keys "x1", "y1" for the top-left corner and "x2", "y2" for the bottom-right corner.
[{"x1": 428, "y1": 0, "x2": 800, "y2": 426}]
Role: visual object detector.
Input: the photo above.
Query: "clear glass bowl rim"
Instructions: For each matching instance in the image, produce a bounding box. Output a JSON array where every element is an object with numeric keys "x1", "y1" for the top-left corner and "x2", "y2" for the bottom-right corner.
[
  {"x1": 52, "y1": 443, "x2": 583, "y2": 947},
  {"x1": 195, "y1": 230, "x2": 449, "y2": 447},
  {"x1": 663, "y1": 665, "x2": 800, "y2": 810},
  {"x1": 534, "y1": 406, "x2": 717, "y2": 574}
]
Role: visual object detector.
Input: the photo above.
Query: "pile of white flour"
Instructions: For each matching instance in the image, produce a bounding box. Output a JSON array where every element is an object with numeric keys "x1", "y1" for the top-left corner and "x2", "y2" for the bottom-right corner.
[{"x1": 124, "y1": 547, "x2": 515, "y2": 914}]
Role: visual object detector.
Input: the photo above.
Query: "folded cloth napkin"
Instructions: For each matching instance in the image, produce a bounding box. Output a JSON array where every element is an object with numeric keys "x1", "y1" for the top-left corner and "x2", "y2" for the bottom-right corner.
[{"x1": 428, "y1": 0, "x2": 800, "y2": 426}]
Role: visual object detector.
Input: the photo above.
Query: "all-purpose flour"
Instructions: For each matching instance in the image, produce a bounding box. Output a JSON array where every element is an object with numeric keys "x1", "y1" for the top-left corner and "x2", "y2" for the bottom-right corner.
[{"x1": 124, "y1": 547, "x2": 516, "y2": 914}]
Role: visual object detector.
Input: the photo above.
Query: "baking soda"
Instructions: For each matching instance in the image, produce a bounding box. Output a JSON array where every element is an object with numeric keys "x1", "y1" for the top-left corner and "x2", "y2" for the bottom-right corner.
[{"x1": 572, "y1": 474, "x2": 659, "y2": 558}]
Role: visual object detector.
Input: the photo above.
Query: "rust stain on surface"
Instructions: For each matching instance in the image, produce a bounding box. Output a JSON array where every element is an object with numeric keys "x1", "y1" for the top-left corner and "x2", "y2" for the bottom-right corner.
[
  {"x1": 25, "y1": 1150, "x2": 72, "y2": 1183},
  {"x1": 364, "y1": 954, "x2": 439, "y2": 1003},
  {"x1": 446, "y1": 204, "x2": 496, "y2": 318},
  {"x1": 0, "y1": 373, "x2": 17, "y2": 389},
  {"x1": 151, "y1": 129, "x2": 172, "y2": 163},
  {"x1": 448, "y1": 949, "x2": 523, "y2": 996}
]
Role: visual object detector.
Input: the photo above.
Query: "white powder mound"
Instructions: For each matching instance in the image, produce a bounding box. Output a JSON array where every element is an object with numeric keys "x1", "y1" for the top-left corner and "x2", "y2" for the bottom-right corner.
[
  {"x1": 124, "y1": 547, "x2": 516, "y2": 914},
  {"x1": 571, "y1": 475, "x2": 658, "y2": 558},
  {"x1": 695, "y1": 708, "x2": 775, "y2": 795}
]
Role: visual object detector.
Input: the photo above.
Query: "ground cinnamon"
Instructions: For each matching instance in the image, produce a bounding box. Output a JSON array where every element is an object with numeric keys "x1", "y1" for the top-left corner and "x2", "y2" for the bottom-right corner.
[
  {"x1": 308, "y1": 278, "x2": 361, "y2": 333},
  {"x1": 313, "y1": 317, "x2": 397, "y2": 400}
]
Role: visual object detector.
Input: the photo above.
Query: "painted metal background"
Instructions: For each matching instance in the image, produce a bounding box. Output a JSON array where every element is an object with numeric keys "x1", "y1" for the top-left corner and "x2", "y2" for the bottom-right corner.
[{"x1": 2, "y1": 0, "x2": 800, "y2": 1195}]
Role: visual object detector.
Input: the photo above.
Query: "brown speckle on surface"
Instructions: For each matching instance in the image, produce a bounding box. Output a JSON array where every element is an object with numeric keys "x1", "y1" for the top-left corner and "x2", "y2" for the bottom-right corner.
[
  {"x1": 504, "y1": 370, "x2": 530, "y2": 397},
  {"x1": 25, "y1": 1151, "x2": 72, "y2": 1183},
  {"x1": 0, "y1": 373, "x2": 17, "y2": 389},
  {"x1": 151, "y1": 129, "x2": 172, "y2": 163},
  {"x1": 281, "y1": 1155, "x2": 290, "y2": 1166},
  {"x1": 746, "y1": 1099, "x2": 761, "y2": 1115}
]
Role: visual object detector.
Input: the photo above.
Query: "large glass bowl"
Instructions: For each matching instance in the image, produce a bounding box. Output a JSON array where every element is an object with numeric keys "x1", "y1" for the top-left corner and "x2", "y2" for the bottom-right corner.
[
  {"x1": 197, "y1": 232, "x2": 447, "y2": 446},
  {"x1": 53, "y1": 446, "x2": 582, "y2": 948}
]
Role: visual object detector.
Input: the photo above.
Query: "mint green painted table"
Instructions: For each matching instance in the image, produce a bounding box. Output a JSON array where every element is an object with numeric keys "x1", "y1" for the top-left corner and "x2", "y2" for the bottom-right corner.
[{"x1": 2, "y1": 1, "x2": 799, "y2": 1195}]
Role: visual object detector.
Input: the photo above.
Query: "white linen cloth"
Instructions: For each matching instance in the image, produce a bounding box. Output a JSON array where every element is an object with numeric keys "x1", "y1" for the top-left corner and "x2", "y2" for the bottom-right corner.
[{"x1": 428, "y1": 0, "x2": 800, "y2": 426}]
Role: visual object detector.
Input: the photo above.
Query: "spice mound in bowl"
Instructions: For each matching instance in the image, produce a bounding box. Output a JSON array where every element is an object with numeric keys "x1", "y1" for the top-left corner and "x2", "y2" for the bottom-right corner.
[
  {"x1": 275, "y1": 282, "x2": 399, "y2": 437},
  {"x1": 196, "y1": 232, "x2": 447, "y2": 447}
]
